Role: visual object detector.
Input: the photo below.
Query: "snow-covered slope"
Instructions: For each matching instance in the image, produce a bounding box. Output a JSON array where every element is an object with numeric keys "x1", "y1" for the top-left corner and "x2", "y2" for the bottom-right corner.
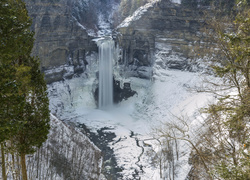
[
  {"x1": 40, "y1": 0, "x2": 215, "y2": 179},
  {"x1": 44, "y1": 1, "x2": 216, "y2": 178},
  {"x1": 1, "y1": 114, "x2": 103, "y2": 180},
  {"x1": 47, "y1": 55, "x2": 215, "y2": 179}
]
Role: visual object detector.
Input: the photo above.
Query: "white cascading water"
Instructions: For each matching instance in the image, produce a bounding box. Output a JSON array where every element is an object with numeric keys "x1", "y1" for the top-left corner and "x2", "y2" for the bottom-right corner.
[{"x1": 96, "y1": 38, "x2": 114, "y2": 109}]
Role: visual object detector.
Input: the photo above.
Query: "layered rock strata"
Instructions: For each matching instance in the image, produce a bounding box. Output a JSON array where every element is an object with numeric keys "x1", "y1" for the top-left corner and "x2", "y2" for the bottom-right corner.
[
  {"x1": 24, "y1": 0, "x2": 98, "y2": 83},
  {"x1": 116, "y1": 1, "x2": 205, "y2": 78}
]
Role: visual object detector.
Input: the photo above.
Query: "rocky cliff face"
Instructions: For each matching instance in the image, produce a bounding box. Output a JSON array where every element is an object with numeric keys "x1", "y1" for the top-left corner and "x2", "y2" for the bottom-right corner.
[
  {"x1": 25, "y1": 0, "x2": 206, "y2": 82},
  {"x1": 116, "y1": 1, "x2": 205, "y2": 79},
  {"x1": 24, "y1": 0, "x2": 122, "y2": 83},
  {"x1": 24, "y1": 0, "x2": 99, "y2": 83}
]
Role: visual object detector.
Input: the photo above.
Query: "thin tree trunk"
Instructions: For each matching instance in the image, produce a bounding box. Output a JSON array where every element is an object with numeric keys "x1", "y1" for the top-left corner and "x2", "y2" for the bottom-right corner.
[
  {"x1": 17, "y1": 155, "x2": 21, "y2": 180},
  {"x1": 36, "y1": 148, "x2": 40, "y2": 178},
  {"x1": 12, "y1": 153, "x2": 16, "y2": 180},
  {"x1": 20, "y1": 153, "x2": 28, "y2": 180},
  {"x1": 1, "y1": 143, "x2": 7, "y2": 180}
]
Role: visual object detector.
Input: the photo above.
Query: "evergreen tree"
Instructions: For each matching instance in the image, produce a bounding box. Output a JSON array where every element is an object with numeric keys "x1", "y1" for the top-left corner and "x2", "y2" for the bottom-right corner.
[
  {"x1": 192, "y1": 1, "x2": 250, "y2": 179},
  {"x1": 0, "y1": 0, "x2": 50, "y2": 179}
]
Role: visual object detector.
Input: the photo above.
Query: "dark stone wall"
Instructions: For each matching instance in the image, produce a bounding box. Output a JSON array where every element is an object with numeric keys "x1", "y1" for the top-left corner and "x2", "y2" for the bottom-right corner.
[
  {"x1": 24, "y1": 0, "x2": 98, "y2": 83},
  {"x1": 24, "y1": 0, "x2": 207, "y2": 82},
  {"x1": 116, "y1": 1, "x2": 205, "y2": 77},
  {"x1": 25, "y1": 0, "x2": 98, "y2": 69},
  {"x1": 94, "y1": 78, "x2": 137, "y2": 106}
]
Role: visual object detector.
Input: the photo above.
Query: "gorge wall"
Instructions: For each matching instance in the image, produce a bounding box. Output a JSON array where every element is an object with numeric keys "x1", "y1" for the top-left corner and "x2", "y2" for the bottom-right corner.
[
  {"x1": 116, "y1": 1, "x2": 205, "y2": 79},
  {"x1": 24, "y1": 0, "x2": 101, "y2": 83},
  {"x1": 25, "y1": 0, "x2": 206, "y2": 82}
]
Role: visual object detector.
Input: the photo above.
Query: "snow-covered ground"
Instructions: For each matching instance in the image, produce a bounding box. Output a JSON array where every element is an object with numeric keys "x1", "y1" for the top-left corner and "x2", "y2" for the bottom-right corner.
[
  {"x1": 48, "y1": 60, "x2": 214, "y2": 179},
  {"x1": 47, "y1": 8, "x2": 216, "y2": 176},
  {"x1": 47, "y1": 11, "x2": 215, "y2": 177}
]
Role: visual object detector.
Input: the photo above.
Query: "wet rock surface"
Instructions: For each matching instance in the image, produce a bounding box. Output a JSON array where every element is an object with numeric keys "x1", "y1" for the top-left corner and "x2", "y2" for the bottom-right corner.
[{"x1": 94, "y1": 78, "x2": 137, "y2": 105}]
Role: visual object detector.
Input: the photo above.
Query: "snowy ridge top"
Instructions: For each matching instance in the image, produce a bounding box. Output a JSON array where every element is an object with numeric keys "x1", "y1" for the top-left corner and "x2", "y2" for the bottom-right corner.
[{"x1": 117, "y1": 0, "x2": 160, "y2": 28}]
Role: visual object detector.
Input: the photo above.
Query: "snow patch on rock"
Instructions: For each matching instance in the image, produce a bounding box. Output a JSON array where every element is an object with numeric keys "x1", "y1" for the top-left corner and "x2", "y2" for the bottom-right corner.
[
  {"x1": 117, "y1": 0, "x2": 160, "y2": 28},
  {"x1": 171, "y1": 0, "x2": 181, "y2": 4}
]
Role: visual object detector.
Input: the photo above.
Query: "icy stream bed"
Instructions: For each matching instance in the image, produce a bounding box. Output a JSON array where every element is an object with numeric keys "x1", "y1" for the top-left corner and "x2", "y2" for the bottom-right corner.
[{"x1": 48, "y1": 68, "x2": 214, "y2": 180}]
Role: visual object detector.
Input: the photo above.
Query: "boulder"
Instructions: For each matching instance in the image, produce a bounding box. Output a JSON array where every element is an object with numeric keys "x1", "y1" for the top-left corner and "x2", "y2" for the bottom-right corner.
[{"x1": 94, "y1": 78, "x2": 137, "y2": 106}]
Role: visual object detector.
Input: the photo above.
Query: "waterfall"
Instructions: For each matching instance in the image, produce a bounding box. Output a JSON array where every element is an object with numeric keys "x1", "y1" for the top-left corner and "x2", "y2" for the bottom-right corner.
[{"x1": 96, "y1": 38, "x2": 114, "y2": 109}]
